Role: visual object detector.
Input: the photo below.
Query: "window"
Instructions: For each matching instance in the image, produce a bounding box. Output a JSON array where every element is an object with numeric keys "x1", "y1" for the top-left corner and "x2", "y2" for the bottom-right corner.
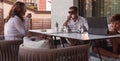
[{"x1": 79, "y1": 0, "x2": 120, "y2": 21}]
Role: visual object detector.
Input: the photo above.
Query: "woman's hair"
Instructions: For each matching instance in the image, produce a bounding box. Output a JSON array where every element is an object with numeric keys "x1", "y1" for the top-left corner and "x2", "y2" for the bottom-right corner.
[
  {"x1": 110, "y1": 14, "x2": 120, "y2": 22},
  {"x1": 6, "y1": 1, "x2": 26, "y2": 22}
]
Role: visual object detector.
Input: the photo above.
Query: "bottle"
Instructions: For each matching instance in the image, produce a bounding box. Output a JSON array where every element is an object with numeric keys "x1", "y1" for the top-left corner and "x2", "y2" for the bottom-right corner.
[
  {"x1": 54, "y1": 22, "x2": 58, "y2": 33},
  {"x1": 61, "y1": 26, "x2": 64, "y2": 32}
]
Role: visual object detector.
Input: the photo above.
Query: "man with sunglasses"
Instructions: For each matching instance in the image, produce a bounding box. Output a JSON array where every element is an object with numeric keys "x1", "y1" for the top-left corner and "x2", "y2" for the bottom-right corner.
[
  {"x1": 63, "y1": 6, "x2": 88, "y2": 33},
  {"x1": 63, "y1": 6, "x2": 88, "y2": 46}
]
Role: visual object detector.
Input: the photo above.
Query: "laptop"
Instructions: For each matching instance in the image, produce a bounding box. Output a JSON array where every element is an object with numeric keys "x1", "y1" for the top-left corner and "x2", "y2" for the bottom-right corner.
[{"x1": 87, "y1": 17, "x2": 109, "y2": 35}]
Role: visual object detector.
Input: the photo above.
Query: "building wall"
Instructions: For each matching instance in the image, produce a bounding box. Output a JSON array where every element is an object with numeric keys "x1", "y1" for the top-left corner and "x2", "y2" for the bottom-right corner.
[
  {"x1": 38, "y1": 0, "x2": 46, "y2": 11},
  {"x1": 38, "y1": 0, "x2": 51, "y2": 11},
  {"x1": 46, "y1": 0, "x2": 51, "y2": 11}
]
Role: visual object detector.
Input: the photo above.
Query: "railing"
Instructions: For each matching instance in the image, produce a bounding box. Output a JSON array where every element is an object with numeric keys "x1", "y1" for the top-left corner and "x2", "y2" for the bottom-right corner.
[
  {"x1": 5, "y1": 0, "x2": 38, "y2": 10},
  {"x1": 4, "y1": 0, "x2": 51, "y2": 14}
]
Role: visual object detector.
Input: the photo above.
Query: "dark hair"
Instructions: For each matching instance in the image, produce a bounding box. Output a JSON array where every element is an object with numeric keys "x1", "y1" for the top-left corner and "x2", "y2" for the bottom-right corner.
[
  {"x1": 110, "y1": 14, "x2": 120, "y2": 22},
  {"x1": 69, "y1": 6, "x2": 78, "y2": 12},
  {"x1": 6, "y1": 1, "x2": 26, "y2": 22}
]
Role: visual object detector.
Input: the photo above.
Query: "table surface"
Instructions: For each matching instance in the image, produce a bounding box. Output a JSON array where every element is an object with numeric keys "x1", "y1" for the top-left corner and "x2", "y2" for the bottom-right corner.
[{"x1": 29, "y1": 29, "x2": 120, "y2": 41}]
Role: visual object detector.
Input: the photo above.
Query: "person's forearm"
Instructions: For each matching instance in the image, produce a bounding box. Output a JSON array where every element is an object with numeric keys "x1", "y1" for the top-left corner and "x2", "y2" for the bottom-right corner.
[
  {"x1": 63, "y1": 20, "x2": 69, "y2": 26},
  {"x1": 94, "y1": 47, "x2": 119, "y2": 58},
  {"x1": 63, "y1": 15, "x2": 71, "y2": 26},
  {"x1": 109, "y1": 30, "x2": 117, "y2": 35}
]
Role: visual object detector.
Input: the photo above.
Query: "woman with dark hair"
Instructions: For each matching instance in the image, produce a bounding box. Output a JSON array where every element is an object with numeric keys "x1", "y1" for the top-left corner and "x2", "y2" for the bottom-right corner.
[{"x1": 4, "y1": 1, "x2": 27, "y2": 40}]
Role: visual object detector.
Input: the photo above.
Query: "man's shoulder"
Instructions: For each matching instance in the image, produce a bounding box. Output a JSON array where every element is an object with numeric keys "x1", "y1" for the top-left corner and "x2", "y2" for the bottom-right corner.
[{"x1": 78, "y1": 16, "x2": 86, "y2": 20}]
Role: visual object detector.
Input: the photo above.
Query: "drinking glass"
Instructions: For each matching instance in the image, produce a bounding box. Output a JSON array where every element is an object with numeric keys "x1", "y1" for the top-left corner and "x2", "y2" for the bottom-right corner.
[
  {"x1": 78, "y1": 25, "x2": 84, "y2": 33},
  {"x1": 62, "y1": 26, "x2": 68, "y2": 32}
]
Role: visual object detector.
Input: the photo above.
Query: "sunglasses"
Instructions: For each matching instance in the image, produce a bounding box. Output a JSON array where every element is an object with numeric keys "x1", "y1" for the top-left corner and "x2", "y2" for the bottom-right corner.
[{"x1": 68, "y1": 11, "x2": 74, "y2": 14}]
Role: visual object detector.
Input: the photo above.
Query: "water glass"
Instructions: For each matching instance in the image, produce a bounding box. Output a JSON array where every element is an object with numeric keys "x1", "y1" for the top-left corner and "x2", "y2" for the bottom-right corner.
[
  {"x1": 61, "y1": 26, "x2": 68, "y2": 32},
  {"x1": 78, "y1": 25, "x2": 84, "y2": 33}
]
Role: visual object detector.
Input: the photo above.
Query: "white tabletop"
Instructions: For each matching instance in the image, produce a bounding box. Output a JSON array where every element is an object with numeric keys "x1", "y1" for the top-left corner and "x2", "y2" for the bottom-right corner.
[{"x1": 29, "y1": 29, "x2": 120, "y2": 41}]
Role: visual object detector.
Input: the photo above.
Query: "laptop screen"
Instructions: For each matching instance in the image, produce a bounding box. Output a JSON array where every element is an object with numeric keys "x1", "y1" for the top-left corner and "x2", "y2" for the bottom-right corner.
[{"x1": 87, "y1": 17, "x2": 108, "y2": 35}]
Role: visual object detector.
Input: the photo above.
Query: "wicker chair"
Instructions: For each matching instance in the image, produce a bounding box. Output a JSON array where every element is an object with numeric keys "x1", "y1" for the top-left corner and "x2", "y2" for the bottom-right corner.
[
  {"x1": 0, "y1": 40, "x2": 23, "y2": 61},
  {"x1": 18, "y1": 44, "x2": 89, "y2": 61}
]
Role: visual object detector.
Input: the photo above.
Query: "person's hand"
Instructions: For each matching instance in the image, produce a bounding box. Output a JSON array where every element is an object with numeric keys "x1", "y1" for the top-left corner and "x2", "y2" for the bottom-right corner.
[
  {"x1": 109, "y1": 31, "x2": 117, "y2": 35},
  {"x1": 67, "y1": 14, "x2": 72, "y2": 21},
  {"x1": 109, "y1": 25, "x2": 117, "y2": 35},
  {"x1": 111, "y1": 27, "x2": 116, "y2": 32},
  {"x1": 110, "y1": 24, "x2": 117, "y2": 32},
  {"x1": 63, "y1": 14, "x2": 72, "y2": 26}
]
